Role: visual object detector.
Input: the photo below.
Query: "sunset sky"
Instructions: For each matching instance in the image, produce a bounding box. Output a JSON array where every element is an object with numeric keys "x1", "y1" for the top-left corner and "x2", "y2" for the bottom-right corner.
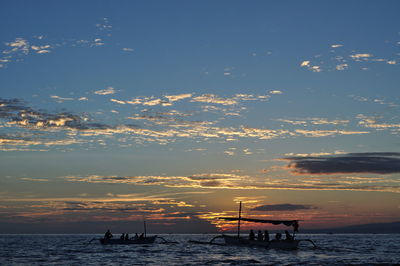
[{"x1": 1, "y1": 1, "x2": 399, "y2": 233}]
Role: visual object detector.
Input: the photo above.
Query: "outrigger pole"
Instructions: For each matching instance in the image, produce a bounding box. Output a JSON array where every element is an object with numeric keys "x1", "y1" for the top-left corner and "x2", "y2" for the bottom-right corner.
[{"x1": 237, "y1": 201, "x2": 242, "y2": 238}]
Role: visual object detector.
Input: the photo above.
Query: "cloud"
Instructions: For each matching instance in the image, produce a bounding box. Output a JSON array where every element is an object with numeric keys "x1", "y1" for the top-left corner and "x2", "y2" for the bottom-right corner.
[
  {"x1": 251, "y1": 204, "x2": 316, "y2": 211},
  {"x1": 285, "y1": 152, "x2": 400, "y2": 175},
  {"x1": 110, "y1": 98, "x2": 126, "y2": 104},
  {"x1": 331, "y1": 44, "x2": 343, "y2": 48},
  {"x1": 122, "y1": 48, "x2": 134, "y2": 52},
  {"x1": 191, "y1": 94, "x2": 238, "y2": 105},
  {"x1": 64, "y1": 172, "x2": 246, "y2": 189},
  {"x1": 269, "y1": 90, "x2": 283, "y2": 95},
  {"x1": 278, "y1": 117, "x2": 350, "y2": 126},
  {"x1": 350, "y1": 53, "x2": 373, "y2": 60},
  {"x1": 2, "y1": 102, "x2": 109, "y2": 130},
  {"x1": 50, "y1": 95, "x2": 74, "y2": 103},
  {"x1": 335, "y1": 64, "x2": 348, "y2": 71},
  {"x1": 0, "y1": 136, "x2": 81, "y2": 147},
  {"x1": 300, "y1": 61, "x2": 310, "y2": 67},
  {"x1": 294, "y1": 129, "x2": 368, "y2": 137},
  {"x1": 300, "y1": 60, "x2": 322, "y2": 72},
  {"x1": 164, "y1": 93, "x2": 192, "y2": 102},
  {"x1": 357, "y1": 115, "x2": 400, "y2": 130},
  {"x1": 3, "y1": 38, "x2": 30, "y2": 55},
  {"x1": 94, "y1": 87, "x2": 116, "y2": 95},
  {"x1": 63, "y1": 172, "x2": 400, "y2": 193},
  {"x1": 31, "y1": 45, "x2": 51, "y2": 54}
]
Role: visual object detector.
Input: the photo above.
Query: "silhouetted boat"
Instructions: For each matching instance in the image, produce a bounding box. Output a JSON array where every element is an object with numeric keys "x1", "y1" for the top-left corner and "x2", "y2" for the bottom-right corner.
[
  {"x1": 95, "y1": 220, "x2": 177, "y2": 245},
  {"x1": 189, "y1": 202, "x2": 316, "y2": 250},
  {"x1": 99, "y1": 235, "x2": 157, "y2": 245}
]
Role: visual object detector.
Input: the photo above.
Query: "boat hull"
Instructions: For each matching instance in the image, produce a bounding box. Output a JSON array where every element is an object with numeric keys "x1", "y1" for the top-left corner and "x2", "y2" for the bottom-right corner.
[
  {"x1": 222, "y1": 235, "x2": 300, "y2": 250},
  {"x1": 100, "y1": 235, "x2": 157, "y2": 245}
]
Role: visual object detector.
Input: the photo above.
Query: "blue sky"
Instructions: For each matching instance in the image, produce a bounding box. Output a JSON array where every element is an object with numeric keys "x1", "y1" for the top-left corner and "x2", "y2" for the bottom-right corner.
[{"x1": 0, "y1": 0, "x2": 399, "y2": 233}]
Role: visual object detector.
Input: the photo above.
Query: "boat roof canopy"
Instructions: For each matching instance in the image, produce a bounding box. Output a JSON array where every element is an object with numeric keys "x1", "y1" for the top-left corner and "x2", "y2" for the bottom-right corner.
[{"x1": 219, "y1": 217, "x2": 299, "y2": 227}]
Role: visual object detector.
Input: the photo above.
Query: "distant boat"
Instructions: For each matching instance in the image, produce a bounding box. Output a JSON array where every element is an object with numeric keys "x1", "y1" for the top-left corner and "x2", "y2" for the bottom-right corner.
[
  {"x1": 99, "y1": 235, "x2": 157, "y2": 245},
  {"x1": 189, "y1": 202, "x2": 316, "y2": 250},
  {"x1": 97, "y1": 220, "x2": 176, "y2": 245}
]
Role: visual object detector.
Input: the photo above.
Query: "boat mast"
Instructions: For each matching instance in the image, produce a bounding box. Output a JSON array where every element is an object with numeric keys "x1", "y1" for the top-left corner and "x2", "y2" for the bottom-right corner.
[
  {"x1": 237, "y1": 201, "x2": 242, "y2": 238},
  {"x1": 144, "y1": 219, "x2": 147, "y2": 238}
]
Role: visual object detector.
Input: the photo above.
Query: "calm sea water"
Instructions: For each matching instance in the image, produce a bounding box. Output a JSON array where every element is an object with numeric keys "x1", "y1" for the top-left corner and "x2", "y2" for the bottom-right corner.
[{"x1": 0, "y1": 234, "x2": 399, "y2": 265}]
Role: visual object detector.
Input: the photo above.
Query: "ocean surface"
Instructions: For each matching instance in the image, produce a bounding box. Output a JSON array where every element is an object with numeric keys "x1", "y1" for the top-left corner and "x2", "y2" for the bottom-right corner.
[{"x1": 0, "y1": 234, "x2": 399, "y2": 265}]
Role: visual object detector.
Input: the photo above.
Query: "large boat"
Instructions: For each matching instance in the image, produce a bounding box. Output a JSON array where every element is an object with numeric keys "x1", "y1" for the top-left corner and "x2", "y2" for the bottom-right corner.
[
  {"x1": 190, "y1": 202, "x2": 316, "y2": 249},
  {"x1": 99, "y1": 235, "x2": 157, "y2": 245}
]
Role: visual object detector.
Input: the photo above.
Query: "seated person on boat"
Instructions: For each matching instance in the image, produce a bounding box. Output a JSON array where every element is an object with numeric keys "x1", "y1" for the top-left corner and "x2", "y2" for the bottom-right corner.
[
  {"x1": 249, "y1": 229, "x2": 255, "y2": 240},
  {"x1": 257, "y1": 230, "x2": 263, "y2": 241},
  {"x1": 104, "y1": 229, "x2": 113, "y2": 240},
  {"x1": 285, "y1": 230, "x2": 293, "y2": 240},
  {"x1": 264, "y1": 230, "x2": 270, "y2": 241}
]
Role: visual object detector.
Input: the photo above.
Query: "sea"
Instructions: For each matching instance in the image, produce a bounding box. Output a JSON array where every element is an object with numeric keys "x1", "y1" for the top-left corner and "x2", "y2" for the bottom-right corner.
[{"x1": 0, "y1": 234, "x2": 399, "y2": 265}]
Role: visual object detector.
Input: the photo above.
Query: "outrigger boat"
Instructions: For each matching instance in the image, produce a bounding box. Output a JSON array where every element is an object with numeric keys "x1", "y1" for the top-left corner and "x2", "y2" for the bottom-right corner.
[
  {"x1": 100, "y1": 235, "x2": 157, "y2": 245},
  {"x1": 190, "y1": 202, "x2": 316, "y2": 250},
  {"x1": 89, "y1": 220, "x2": 177, "y2": 245}
]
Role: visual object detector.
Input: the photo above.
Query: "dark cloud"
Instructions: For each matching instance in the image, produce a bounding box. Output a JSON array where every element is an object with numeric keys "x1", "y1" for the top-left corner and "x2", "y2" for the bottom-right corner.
[
  {"x1": 286, "y1": 152, "x2": 400, "y2": 175},
  {"x1": 199, "y1": 180, "x2": 223, "y2": 187},
  {"x1": 0, "y1": 97, "x2": 123, "y2": 131},
  {"x1": 251, "y1": 204, "x2": 315, "y2": 211}
]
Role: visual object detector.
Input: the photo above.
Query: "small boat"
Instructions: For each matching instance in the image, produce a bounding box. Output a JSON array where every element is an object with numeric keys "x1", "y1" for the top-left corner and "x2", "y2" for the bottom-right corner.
[
  {"x1": 97, "y1": 220, "x2": 176, "y2": 245},
  {"x1": 189, "y1": 202, "x2": 316, "y2": 249},
  {"x1": 99, "y1": 235, "x2": 157, "y2": 245}
]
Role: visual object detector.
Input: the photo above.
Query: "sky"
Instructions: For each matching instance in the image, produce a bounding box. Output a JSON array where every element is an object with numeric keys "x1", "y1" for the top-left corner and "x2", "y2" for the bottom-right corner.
[{"x1": 0, "y1": 0, "x2": 399, "y2": 233}]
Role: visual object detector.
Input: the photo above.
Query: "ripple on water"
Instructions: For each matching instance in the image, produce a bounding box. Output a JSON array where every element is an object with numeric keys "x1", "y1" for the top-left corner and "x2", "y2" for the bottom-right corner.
[{"x1": 0, "y1": 234, "x2": 399, "y2": 265}]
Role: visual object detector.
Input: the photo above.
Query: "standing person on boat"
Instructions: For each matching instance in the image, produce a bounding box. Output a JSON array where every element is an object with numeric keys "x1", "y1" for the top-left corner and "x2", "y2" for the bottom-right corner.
[
  {"x1": 139, "y1": 233, "x2": 144, "y2": 239},
  {"x1": 257, "y1": 230, "x2": 263, "y2": 241},
  {"x1": 120, "y1": 233, "x2": 125, "y2": 240},
  {"x1": 125, "y1": 233, "x2": 129, "y2": 240},
  {"x1": 249, "y1": 230, "x2": 255, "y2": 241},
  {"x1": 264, "y1": 230, "x2": 270, "y2": 241},
  {"x1": 104, "y1": 229, "x2": 113, "y2": 240},
  {"x1": 275, "y1": 232, "x2": 282, "y2": 241},
  {"x1": 134, "y1": 233, "x2": 139, "y2": 240}
]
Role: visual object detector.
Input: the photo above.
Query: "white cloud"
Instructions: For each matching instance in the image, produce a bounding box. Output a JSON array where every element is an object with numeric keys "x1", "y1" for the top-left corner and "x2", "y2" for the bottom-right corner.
[
  {"x1": 50, "y1": 95, "x2": 74, "y2": 102},
  {"x1": 269, "y1": 90, "x2": 283, "y2": 95},
  {"x1": 94, "y1": 87, "x2": 116, "y2": 95},
  {"x1": 300, "y1": 61, "x2": 310, "y2": 67},
  {"x1": 122, "y1": 48, "x2": 134, "y2": 52},
  {"x1": 350, "y1": 53, "x2": 372, "y2": 60},
  {"x1": 191, "y1": 94, "x2": 237, "y2": 105},
  {"x1": 110, "y1": 98, "x2": 126, "y2": 104},
  {"x1": 164, "y1": 93, "x2": 192, "y2": 102},
  {"x1": 4, "y1": 38, "x2": 30, "y2": 55},
  {"x1": 335, "y1": 64, "x2": 348, "y2": 71}
]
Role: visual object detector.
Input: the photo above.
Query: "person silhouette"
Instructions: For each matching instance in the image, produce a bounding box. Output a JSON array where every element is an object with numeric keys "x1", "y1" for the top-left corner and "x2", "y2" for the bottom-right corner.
[
  {"x1": 249, "y1": 229, "x2": 255, "y2": 241},
  {"x1": 264, "y1": 230, "x2": 270, "y2": 241},
  {"x1": 104, "y1": 229, "x2": 113, "y2": 240},
  {"x1": 257, "y1": 230, "x2": 263, "y2": 241},
  {"x1": 285, "y1": 230, "x2": 293, "y2": 240}
]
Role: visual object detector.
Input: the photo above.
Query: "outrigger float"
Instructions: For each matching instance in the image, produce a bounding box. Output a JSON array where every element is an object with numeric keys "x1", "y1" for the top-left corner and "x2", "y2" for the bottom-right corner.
[{"x1": 189, "y1": 202, "x2": 317, "y2": 250}]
